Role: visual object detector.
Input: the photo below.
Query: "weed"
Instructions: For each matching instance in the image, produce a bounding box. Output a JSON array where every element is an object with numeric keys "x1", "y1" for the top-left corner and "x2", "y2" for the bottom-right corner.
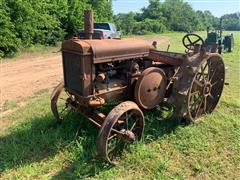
[{"x1": 1, "y1": 100, "x2": 18, "y2": 112}]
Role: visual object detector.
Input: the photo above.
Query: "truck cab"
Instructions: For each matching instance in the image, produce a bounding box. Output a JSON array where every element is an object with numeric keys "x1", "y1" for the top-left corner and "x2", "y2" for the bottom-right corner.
[{"x1": 78, "y1": 22, "x2": 121, "y2": 39}]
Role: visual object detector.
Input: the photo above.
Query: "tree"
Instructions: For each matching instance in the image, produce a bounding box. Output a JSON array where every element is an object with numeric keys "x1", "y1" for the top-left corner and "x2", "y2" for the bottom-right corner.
[
  {"x1": 161, "y1": 0, "x2": 200, "y2": 32},
  {"x1": 114, "y1": 12, "x2": 136, "y2": 34},
  {"x1": 141, "y1": 0, "x2": 163, "y2": 20},
  {"x1": 0, "y1": 2, "x2": 21, "y2": 57},
  {"x1": 88, "y1": 0, "x2": 113, "y2": 22},
  {"x1": 221, "y1": 12, "x2": 240, "y2": 30},
  {"x1": 61, "y1": 0, "x2": 90, "y2": 37}
]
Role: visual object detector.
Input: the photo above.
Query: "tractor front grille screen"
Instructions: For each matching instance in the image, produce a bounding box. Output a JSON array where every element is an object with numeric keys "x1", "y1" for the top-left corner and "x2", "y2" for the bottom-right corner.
[{"x1": 62, "y1": 52, "x2": 83, "y2": 95}]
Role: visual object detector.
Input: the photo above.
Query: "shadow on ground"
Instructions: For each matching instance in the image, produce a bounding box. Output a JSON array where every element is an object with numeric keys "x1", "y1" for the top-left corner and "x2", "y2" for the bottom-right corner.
[{"x1": 0, "y1": 107, "x2": 182, "y2": 179}]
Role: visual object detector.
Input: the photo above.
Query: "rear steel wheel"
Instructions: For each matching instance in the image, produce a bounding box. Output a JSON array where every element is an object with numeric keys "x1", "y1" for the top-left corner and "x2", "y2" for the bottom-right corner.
[
  {"x1": 168, "y1": 53, "x2": 225, "y2": 123},
  {"x1": 51, "y1": 81, "x2": 74, "y2": 123},
  {"x1": 186, "y1": 55, "x2": 225, "y2": 122},
  {"x1": 96, "y1": 101, "x2": 144, "y2": 165}
]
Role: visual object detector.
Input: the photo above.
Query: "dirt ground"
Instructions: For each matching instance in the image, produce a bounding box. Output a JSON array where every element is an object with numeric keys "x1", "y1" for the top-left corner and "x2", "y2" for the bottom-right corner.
[{"x1": 0, "y1": 53, "x2": 63, "y2": 108}]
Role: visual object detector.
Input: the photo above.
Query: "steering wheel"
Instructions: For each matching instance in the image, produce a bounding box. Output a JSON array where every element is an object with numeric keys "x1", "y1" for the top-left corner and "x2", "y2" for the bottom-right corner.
[{"x1": 182, "y1": 33, "x2": 204, "y2": 51}]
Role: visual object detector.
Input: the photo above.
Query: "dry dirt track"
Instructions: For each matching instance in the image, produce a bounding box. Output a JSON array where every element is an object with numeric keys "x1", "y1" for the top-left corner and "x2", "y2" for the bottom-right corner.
[{"x1": 0, "y1": 53, "x2": 63, "y2": 108}]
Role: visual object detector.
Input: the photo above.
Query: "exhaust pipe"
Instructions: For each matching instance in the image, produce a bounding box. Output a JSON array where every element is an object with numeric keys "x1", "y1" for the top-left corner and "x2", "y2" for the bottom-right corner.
[{"x1": 84, "y1": 10, "x2": 94, "y2": 39}]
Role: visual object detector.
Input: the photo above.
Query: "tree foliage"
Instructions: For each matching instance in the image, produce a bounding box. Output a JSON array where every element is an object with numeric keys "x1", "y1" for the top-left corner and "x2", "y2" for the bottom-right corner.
[
  {"x1": 221, "y1": 12, "x2": 240, "y2": 30},
  {"x1": 196, "y1": 10, "x2": 219, "y2": 30},
  {"x1": 0, "y1": 2, "x2": 20, "y2": 57},
  {"x1": 160, "y1": 0, "x2": 199, "y2": 32},
  {"x1": 114, "y1": 0, "x2": 240, "y2": 35},
  {"x1": 88, "y1": 0, "x2": 113, "y2": 22},
  {"x1": 0, "y1": 0, "x2": 113, "y2": 57}
]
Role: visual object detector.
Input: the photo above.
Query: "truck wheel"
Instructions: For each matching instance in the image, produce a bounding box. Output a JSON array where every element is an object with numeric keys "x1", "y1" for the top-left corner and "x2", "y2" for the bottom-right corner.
[{"x1": 228, "y1": 44, "x2": 232, "y2": 52}]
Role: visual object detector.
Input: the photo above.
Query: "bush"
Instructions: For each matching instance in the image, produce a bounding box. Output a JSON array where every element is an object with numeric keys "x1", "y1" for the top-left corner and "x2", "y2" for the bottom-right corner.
[
  {"x1": 131, "y1": 19, "x2": 166, "y2": 35},
  {"x1": 0, "y1": 5, "x2": 21, "y2": 58}
]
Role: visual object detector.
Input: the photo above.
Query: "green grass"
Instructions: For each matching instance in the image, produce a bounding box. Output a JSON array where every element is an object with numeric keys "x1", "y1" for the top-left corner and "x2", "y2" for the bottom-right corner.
[
  {"x1": 1, "y1": 100, "x2": 19, "y2": 112},
  {"x1": 0, "y1": 32, "x2": 240, "y2": 179},
  {"x1": 1, "y1": 43, "x2": 61, "y2": 62}
]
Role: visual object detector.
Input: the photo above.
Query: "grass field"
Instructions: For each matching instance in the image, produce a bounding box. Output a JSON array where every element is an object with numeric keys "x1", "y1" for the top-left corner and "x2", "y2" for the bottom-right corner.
[{"x1": 0, "y1": 32, "x2": 239, "y2": 179}]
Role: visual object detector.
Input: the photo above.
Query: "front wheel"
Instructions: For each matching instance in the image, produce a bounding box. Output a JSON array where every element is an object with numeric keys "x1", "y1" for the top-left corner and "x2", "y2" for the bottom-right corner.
[
  {"x1": 96, "y1": 101, "x2": 144, "y2": 165},
  {"x1": 50, "y1": 81, "x2": 74, "y2": 123}
]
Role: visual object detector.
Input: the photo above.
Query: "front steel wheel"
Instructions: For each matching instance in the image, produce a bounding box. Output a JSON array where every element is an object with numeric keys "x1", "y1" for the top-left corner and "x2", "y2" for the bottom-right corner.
[
  {"x1": 50, "y1": 81, "x2": 74, "y2": 123},
  {"x1": 96, "y1": 101, "x2": 144, "y2": 165}
]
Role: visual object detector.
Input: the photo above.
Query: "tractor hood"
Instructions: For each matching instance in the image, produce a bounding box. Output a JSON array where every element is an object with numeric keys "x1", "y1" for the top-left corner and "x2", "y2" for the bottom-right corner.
[{"x1": 62, "y1": 38, "x2": 150, "y2": 64}]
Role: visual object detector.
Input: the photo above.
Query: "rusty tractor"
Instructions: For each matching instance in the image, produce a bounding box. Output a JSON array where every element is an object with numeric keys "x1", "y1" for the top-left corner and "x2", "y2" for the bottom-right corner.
[{"x1": 50, "y1": 11, "x2": 225, "y2": 164}]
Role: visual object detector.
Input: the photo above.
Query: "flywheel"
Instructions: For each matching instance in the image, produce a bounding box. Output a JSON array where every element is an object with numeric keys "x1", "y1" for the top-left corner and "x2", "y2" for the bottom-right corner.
[{"x1": 134, "y1": 67, "x2": 167, "y2": 109}]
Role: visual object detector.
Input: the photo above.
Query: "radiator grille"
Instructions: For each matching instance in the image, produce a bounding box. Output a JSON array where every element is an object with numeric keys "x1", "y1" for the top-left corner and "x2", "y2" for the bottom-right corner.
[{"x1": 63, "y1": 52, "x2": 84, "y2": 95}]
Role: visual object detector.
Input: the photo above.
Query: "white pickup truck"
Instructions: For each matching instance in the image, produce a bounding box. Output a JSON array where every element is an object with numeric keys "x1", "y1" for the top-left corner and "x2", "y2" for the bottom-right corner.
[{"x1": 78, "y1": 23, "x2": 121, "y2": 39}]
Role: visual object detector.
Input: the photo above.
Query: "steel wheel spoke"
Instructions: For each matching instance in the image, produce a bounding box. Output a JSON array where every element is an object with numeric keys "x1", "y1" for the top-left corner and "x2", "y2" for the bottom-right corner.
[
  {"x1": 124, "y1": 111, "x2": 134, "y2": 130},
  {"x1": 130, "y1": 121, "x2": 137, "y2": 131},
  {"x1": 108, "y1": 138, "x2": 125, "y2": 156},
  {"x1": 195, "y1": 96, "x2": 204, "y2": 118},
  {"x1": 190, "y1": 94, "x2": 201, "y2": 111},
  {"x1": 108, "y1": 133, "x2": 118, "y2": 141},
  {"x1": 111, "y1": 128, "x2": 125, "y2": 136},
  {"x1": 203, "y1": 97, "x2": 207, "y2": 113},
  {"x1": 108, "y1": 140, "x2": 119, "y2": 154},
  {"x1": 210, "y1": 68, "x2": 218, "y2": 82},
  {"x1": 196, "y1": 72, "x2": 207, "y2": 82},
  {"x1": 194, "y1": 79, "x2": 204, "y2": 90},
  {"x1": 190, "y1": 91, "x2": 199, "y2": 96},
  {"x1": 211, "y1": 80, "x2": 219, "y2": 87},
  {"x1": 209, "y1": 94, "x2": 214, "y2": 99}
]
